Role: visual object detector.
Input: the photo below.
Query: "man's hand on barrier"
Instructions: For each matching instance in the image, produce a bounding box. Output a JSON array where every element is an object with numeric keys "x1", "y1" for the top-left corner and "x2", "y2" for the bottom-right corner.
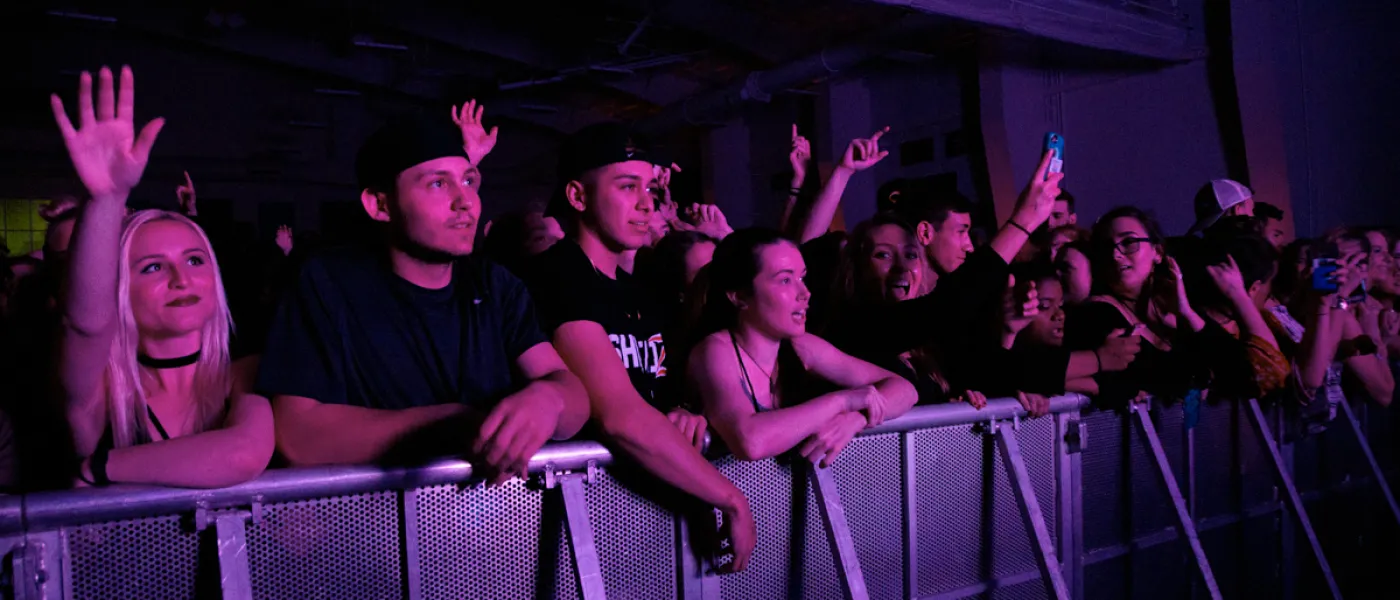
[
  {"x1": 798, "y1": 412, "x2": 867, "y2": 468},
  {"x1": 473, "y1": 392, "x2": 563, "y2": 486},
  {"x1": 717, "y1": 499, "x2": 756, "y2": 573},
  {"x1": 1096, "y1": 327, "x2": 1142, "y2": 372},
  {"x1": 1016, "y1": 391, "x2": 1050, "y2": 417},
  {"x1": 667, "y1": 408, "x2": 708, "y2": 450}
]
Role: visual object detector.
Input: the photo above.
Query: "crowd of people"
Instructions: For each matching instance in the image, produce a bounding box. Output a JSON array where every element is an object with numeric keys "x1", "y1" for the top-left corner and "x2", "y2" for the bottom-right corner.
[{"x1": 1, "y1": 66, "x2": 1397, "y2": 571}]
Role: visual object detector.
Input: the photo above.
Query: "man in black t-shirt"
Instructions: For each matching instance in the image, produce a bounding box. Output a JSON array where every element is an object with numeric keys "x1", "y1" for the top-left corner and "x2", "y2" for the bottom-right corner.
[
  {"x1": 257, "y1": 113, "x2": 588, "y2": 484},
  {"x1": 518, "y1": 123, "x2": 755, "y2": 572}
]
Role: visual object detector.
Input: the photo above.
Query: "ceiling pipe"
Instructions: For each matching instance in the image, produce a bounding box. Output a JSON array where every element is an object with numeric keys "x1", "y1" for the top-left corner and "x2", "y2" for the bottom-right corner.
[
  {"x1": 634, "y1": 14, "x2": 931, "y2": 135},
  {"x1": 864, "y1": 0, "x2": 1202, "y2": 61}
]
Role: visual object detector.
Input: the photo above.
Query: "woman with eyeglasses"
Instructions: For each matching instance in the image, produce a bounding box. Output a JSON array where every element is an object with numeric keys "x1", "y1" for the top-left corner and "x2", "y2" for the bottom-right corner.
[{"x1": 1064, "y1": 207, "x2": 1211, "y2": 405}]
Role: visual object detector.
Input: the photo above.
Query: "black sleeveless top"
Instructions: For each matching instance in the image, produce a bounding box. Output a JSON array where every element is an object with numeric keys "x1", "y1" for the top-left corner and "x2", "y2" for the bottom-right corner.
[{"x1": 95, "y1": 405, "x2": 173, "y2": 451}]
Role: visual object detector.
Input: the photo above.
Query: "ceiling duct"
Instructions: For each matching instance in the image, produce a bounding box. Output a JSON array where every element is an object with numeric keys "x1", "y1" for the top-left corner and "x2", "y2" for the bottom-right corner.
[{"x1": 634, "y1": 14, "x2": 932, "y2": 134}]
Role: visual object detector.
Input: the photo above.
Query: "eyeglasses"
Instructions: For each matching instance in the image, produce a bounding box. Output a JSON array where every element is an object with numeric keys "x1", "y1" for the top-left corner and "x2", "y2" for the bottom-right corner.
[{"x1": 1111, "y1": 237, "x2": 1153, "y2": 256}]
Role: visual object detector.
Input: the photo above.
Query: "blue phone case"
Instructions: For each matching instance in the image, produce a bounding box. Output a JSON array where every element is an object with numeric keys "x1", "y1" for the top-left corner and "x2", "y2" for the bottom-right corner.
[{"x1": 1043, "y1": 132, "x2": 1065, "y2": 180}]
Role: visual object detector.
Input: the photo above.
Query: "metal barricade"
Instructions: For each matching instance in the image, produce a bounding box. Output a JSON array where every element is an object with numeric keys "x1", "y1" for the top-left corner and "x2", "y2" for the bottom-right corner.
[{"x1": 0, "y1": 395, "x2": 1394, "y2": 600}]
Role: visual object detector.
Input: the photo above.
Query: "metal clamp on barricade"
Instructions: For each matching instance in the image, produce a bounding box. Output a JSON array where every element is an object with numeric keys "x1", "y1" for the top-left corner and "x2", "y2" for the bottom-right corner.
[{"x1": 542, "y1": 460, "x2": 606, "y2": 600}]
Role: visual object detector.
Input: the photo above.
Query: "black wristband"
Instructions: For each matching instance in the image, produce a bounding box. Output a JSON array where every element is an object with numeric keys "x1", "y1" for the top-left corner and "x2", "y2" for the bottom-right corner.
[
  {"x1": 89, "y1": 445, "x2": 112, "y2": 487},
  {"x1": 1008, "y1": 220, "x2": 1032, "y2": 236}
]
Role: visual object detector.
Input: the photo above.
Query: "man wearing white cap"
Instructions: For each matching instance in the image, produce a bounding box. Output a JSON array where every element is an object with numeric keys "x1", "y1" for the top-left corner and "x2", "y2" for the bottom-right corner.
[{"x1": 1187, "y1": 178, "x2": 1255, "y2": 235}]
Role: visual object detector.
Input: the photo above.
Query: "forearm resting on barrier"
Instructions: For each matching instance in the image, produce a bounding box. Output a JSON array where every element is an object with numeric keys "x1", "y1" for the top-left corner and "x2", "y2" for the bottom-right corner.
[
  {"x1": 87, "y1": 394, "x2": 275, "y2": 488},
  {"x1": 272, "y1": 395, "x2": 473, "y2": 466}
]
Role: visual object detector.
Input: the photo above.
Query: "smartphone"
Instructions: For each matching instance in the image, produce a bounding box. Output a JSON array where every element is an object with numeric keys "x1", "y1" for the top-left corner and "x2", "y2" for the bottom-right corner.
[
  {"x1": 1311, "y1": 258, "x2": 1339, "y2": 292},
  {"x1": 1043, "y1": 132, "x2": 1065, "y2": 180}
]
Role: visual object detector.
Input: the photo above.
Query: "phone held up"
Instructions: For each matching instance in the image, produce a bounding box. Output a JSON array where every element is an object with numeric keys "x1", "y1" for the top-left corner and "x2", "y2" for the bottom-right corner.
[
  {"x1": 1311, "y1": 243, "x2": 1368, "y2": 304},
  {"x1": 1043, "y1": 132, "x2": 1065, "y2": 180}
]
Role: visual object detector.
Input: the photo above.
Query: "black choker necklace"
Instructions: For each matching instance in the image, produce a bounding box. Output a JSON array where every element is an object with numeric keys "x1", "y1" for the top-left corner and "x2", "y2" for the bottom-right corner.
[{"x1": 137, "y1": 350, "x2": 201, "y2": 369}]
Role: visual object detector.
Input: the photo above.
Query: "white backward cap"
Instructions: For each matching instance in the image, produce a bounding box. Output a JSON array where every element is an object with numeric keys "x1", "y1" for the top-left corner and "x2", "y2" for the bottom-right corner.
[{"x1": 1187, "y1": 179, "x2": 1253, "y2": 235}]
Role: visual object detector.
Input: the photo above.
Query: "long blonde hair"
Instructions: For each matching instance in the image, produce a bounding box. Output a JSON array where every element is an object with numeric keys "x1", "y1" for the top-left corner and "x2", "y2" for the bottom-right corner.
[{"x1": 106, "y1": 210, "x2": 233, "y2": 448}]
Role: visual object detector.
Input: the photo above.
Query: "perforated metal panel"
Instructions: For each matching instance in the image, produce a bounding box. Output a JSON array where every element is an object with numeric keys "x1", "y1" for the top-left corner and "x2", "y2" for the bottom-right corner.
[
  {"x1": 1127, "y1": 408, "x2": 1178, "y2": 537},
  {"x1": 714, "y1": 455, "x2": 839, "y2": 600},
  {"x1": 585, "y1": 469, "x2": 677, "y2": 600},
  {"x1": 1291, "y1": 407, "x2": 1366, "y2": 494},
  {"x1": 986, "y1": 577, "x2": 1051, "y2": 600},
  {"x1": 830, "y1": 433, "x2": 904, "y2": 600},
  {"x1": 798, "y1": 466, "x2": 843, "y2": 600},
  {"x1": 909, "y1": 419, "x2": 1055, "y2": 598},
  {"x1": 413, "y1": 480, "x2": 576, "y2": 600},
  {"x1": 1236, "y1": 402, "x2": 1276, "y2": 509},
  {"x1": 1199, "y1": 514, "x2": 1282, "y2": 600},
  {"x1": 1195, "y1": 400, "x2": 1242, "y2": 519},
  {"x1": 68, "y1": 515, "x2": 202, "y2": 600},
  {"x1": 1080, "y1": 410, "x2": 1128, "y2": 552},
  {"x1": 246, "y1": 492, "x2": 402, "y2": 600}
]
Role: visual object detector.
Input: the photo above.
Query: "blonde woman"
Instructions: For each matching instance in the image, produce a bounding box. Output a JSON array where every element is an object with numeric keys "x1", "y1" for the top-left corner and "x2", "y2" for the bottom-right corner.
[{"x1": 52, "y1": 65, "x2": 272, "y2": 488}]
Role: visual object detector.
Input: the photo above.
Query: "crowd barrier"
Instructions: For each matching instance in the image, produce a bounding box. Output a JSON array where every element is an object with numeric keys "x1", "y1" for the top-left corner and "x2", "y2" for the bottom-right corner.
[{"x1": 0, "y1": 394, "x2": 1395, "y2": 600}]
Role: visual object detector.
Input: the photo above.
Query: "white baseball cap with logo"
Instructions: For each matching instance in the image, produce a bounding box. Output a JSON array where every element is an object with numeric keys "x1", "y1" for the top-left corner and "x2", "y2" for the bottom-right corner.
[{"x1": 1187, "y1": 179, "x2": 1253, "y2": 235}]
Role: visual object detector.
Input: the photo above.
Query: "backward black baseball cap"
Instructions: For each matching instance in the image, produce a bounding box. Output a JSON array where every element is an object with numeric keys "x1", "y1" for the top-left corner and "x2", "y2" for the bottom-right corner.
[
  {"x1": 548, "y1": 122, "x2": 668, "y2": 218},
  {"x1": 355, "y1": 115, "x2": 468, "y2": 192}
]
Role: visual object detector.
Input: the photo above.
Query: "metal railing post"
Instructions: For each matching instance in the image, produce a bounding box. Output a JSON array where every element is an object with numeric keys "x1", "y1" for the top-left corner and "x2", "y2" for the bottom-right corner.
[
  {"x1": 810, "y1": 463, "x2": 870, "y2": 600},
  {"x1": 1129, "y1": 403, "x2": 1221, "y2": 600},
  {"x1": 547, "y1": 463, "x2": 607, "y2": 600},
  {"x1": 993, "y1": 419, "x2": 1069, "y2": 600},
  {"x1": 1054, "y1": 412, "x2": 1084, "y2": 600},
  {"x1": 401, "y1": 488, "x2": 423, "y2": 600},
  {"x1": 213, "y1": 512, "x2": 254, "y2": 600},
  {"x1": 1244, "y1": 398, "x2": 1342, "y2": 600},
  {"x1": 901, "y1": 431, "x2": 919, "y2": 600}
]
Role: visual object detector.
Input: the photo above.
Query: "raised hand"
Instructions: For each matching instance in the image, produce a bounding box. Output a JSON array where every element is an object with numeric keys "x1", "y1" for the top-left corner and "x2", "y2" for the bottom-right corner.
[
  {"x1": 176, "y1": 171, "x2": 197, "y2": 216},
  {"x1": 452, "y1": 100, "x2": 499, "y2": 165},
  {"x1": 789, "y1": 124, "x2": 812, "y2": 186},
  {"x1": 684, "y1": 204, "x2": 733, "y2": 241},
  {"x1": 1010, "y1": 150, "x2": 1065, "y2": 231},
  {"x1": 51, "y1": 66, "x2": 165, "y2": 200},
  {"x1": 1332, "y1": 252, "x2": 1366, "y2": 300},
  {"x1": 838, "y1": 126, "x2": 890, "y2": 172},
  {"x1": 275, "y1": 225, "x2": 294, "y2": 256},
  {"x1": 1206, "y1": 256, "x2": 1248, "y2": 300},
  {"x1": 1001, "y1": 274, "x2": 1039, "y2": 336}
]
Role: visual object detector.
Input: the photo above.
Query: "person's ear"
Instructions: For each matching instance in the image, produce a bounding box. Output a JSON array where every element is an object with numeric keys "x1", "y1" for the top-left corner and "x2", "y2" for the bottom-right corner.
[
  {"x1": 360, "y1": 189, "x2": 391, "y2": 223},
  {"x1": 1068, "y1": 213, "x2": 1078, "y2": 225},
  {"x1": 565, "y1": 180, "x2": 588, "y2": 213},
  {"x1": 915, "y1": 221, "x2": 936, "y2": 246},
  {"x1": 727, "y1": 290, "x2": 747, "y2": 310}
]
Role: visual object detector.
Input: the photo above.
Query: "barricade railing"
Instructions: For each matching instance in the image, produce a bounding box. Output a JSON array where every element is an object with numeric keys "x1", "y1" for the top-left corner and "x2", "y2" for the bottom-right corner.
[{"x1": 0, "y1": 394, "x2": 1394, "y2": 600}]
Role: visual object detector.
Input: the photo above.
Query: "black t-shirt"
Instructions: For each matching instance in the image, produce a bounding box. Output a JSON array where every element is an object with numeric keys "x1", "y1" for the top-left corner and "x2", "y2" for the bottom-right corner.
[
  {"x1": 520, "y1": 239, "x2": 672, "y2": 407},
  {"x1": 256, "y1": 245, "x2": 548, "y2": 411}
]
